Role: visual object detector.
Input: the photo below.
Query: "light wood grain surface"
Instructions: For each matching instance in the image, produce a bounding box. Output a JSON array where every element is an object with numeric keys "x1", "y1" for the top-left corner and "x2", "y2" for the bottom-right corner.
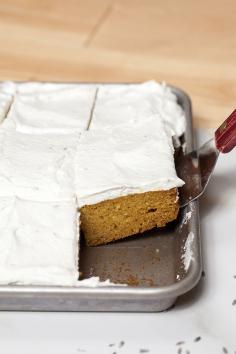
[{"x1": 0, "y1": 0, "x2": 235, "y2": 127}]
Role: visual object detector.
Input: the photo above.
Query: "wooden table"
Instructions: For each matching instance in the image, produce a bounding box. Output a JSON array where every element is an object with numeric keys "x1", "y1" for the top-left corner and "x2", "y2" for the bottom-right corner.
[{"x1": 0, "y1": 0, "x2": 235, "y2": 127}]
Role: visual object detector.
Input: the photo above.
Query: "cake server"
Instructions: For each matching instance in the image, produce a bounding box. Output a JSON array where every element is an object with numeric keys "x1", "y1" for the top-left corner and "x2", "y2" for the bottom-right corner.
[{"x1": 177, "y1": 109, "x2": 236, "y2": 207}]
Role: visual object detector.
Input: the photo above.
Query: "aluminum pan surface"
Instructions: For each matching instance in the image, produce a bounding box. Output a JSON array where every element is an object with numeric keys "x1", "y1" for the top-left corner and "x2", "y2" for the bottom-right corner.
[{"x1": 0, "y1": 83, "x2": 201, "y2": 312}]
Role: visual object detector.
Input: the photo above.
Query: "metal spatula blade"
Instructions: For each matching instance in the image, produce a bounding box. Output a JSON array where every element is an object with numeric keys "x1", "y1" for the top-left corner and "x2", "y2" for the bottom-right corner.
[{"x1": 177, "y1": 109, "x2": 236, "y2": 208}]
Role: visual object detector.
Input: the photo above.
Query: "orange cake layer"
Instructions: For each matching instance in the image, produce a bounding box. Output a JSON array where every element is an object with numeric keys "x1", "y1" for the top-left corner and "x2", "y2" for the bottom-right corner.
[{"x1": 80, "y1": 188, "x2": 179, "y2": 246}]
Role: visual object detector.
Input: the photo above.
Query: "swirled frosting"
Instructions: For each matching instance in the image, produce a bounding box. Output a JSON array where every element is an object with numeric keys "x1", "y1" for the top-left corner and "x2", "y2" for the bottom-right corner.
[
  {"x1": 91, "y1": 81, "x2": 186, "y2": 137},
  {"x1": 75, "y1": 116, "x2": 184, "y2": 207},
  {"x1": 2, "y1": 84, "x2": 97, "y2": 134},
  {"x1": 0, "y1": 197, "x2": 79, "y2": 285},
  {"x1": 0, "y1": 130, "x2": 79, "y2": 201}
]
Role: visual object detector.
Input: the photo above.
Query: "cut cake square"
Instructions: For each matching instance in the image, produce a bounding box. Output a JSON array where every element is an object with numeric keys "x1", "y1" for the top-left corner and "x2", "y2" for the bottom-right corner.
[
  {"x1": 75, "y1": 117, "x2": 184, "y2": 246},
  {"x1": 2, "y1": 84, "x2": 97, "y2": 134},
  {"x1": 90, "y1": 81, "x2": 186, "y2": 137},
  {"x1": 0, "y1": 197, "x2": 79, "y2": 285},
  {"x1": 0, "y1": 130, "x2": 78, "y2": 201}
]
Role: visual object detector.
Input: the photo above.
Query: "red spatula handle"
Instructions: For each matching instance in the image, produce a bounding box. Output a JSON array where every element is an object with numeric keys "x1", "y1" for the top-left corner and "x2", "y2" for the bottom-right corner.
[{"x1": 215, "y1": 109, "x2": 236, "y2": 153}]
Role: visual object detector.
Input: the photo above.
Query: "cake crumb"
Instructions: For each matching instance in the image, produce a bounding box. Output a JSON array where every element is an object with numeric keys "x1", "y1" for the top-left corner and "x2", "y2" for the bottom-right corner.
[{"x1": 126, "y1": 275, "x2": 139, "y2": 286}]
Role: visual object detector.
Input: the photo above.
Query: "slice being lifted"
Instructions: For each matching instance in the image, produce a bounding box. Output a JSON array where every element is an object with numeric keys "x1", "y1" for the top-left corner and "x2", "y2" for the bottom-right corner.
[{"x1": 75, "y1": 117, "x2": 184, "y2": 246}]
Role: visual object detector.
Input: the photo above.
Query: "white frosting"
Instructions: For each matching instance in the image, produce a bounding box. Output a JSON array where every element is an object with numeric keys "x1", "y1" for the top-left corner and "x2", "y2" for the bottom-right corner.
[
  {"x1": 1, "y1": 81, "x2": 185, "y2": 137},
  {"x1": 182, "y1": 231, "x2": 194, "y2": 271},
  {"x1": 0, "y1": 81, "x2": 16, "y2": 95},
  {"x1": 0, "y1": 131, "x2": 79, "y2": 201},
  {"x1": 0, "y1": 197, "x2": 78, "y2": 285},
  {"x1": 91, "y1": 81, "x2": 186, "y2": 137},
  {"x1": 75, "y1": 116, "x2": 184, "y2": 207},
  {"x1": 183, "y1": 211, "x2": 192, "y2": 224},
  {"x1": 2, "y1": 85, "x2": 96, "y2": 134},
  {"x1": 16, "y1": 82, "x2": 79, "y2": 94}
]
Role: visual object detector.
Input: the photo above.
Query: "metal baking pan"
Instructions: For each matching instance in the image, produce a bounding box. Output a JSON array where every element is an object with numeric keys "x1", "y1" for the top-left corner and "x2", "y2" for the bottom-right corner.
[{"x1": 0, "y1": 83, "x2": 201, "y2": 312}]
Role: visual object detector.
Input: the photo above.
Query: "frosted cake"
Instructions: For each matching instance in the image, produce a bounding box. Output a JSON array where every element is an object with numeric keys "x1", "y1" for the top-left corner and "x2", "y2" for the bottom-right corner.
[
  {"x1": 0, "y1": 130, "x2": 78, "y2": 201},
  {"x1": 90, "y1": 81, "x2": 185, "y2": 136},
  {"x1": 77, "y1": 82, "x2": 185, "y2": 245},
  {"x1": 76, "y1": 117, "x2": 184, "y2": 245},
  {"x1": 0, "y1": 81, "x2": 185, "y2": 285},
  {"x1": 0, "y1": 197, "x2": 79, "y2": 285},
  {"x1": 2, "y1": 84, "x2": 97, "y2": 134}
]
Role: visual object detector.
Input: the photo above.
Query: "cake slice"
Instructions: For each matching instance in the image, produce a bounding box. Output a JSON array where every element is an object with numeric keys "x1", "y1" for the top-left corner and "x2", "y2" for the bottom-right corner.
[
  {"x1": 75, "y1": 117, "x2": 184, "y2": 246},
  {"x1": 0, "y1": 129, "x2": 80, "y2": 286},
  {"x1": 0, "y1": 196, "x2": 79, "y2": 285},
  {"x1": 0, "y1": 130, "x2": 78, "y2": 201},
  {"x1": 2, "y1": 84, "x2": 97, "y2": 134},
  {"x1": 90, "y1": 81, "x2": 186, "y2": 137}
]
